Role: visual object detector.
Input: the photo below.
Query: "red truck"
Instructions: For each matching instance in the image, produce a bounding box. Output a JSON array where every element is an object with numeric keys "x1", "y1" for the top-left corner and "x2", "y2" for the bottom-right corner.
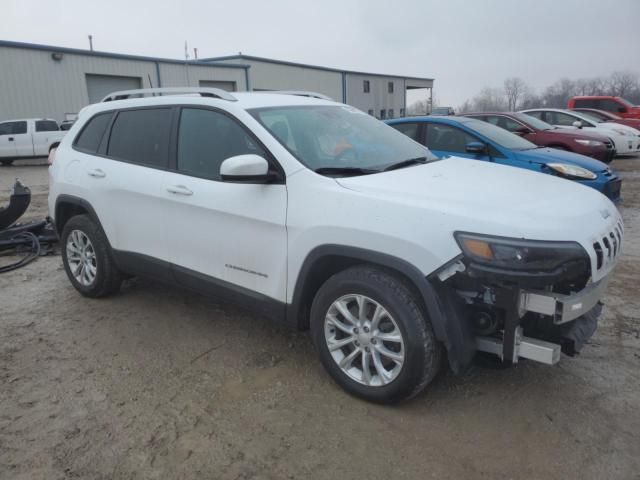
[{"x1": 568, "y1": 96, "x2": 640, "y2": 119}]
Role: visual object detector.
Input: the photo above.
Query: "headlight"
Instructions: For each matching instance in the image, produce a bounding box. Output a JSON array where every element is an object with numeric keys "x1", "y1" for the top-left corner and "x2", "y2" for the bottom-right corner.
[
  {"x1": 454, "y1": 233, "x2": 588, "y2": 272},
  {"x1": 547, "y1": 163, "x2": 597, "y2": 180},
  {"x1": 574, "y1": 139, "x2": 603, "y2": 147}
]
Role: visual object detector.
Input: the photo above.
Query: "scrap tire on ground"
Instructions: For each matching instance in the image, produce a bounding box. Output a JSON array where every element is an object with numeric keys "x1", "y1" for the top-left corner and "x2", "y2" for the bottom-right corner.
[
  {"x1": 310, "y1": 266, "x2": 442, "y2": 404},
  {"x1": 61, "y1": 214, "x2": 122, "y2": 298}
]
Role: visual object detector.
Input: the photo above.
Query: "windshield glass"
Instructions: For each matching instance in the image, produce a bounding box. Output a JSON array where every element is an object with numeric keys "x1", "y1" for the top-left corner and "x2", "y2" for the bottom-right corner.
[
  {"x1": 250, "y1": 105, "x2": 437, "y2": 172},
  {"x1": 618, "y1": 97, "x2": 635, "y2": 107},
  {"x1": 513, "y1": 112, "x2": 554, "y2": 131},
  {"x1": 464, "y1": 119, "x2": 538, "y2": 150},
  {"x1": 574, "y1": 111, "x2": 603, "y2": 124}
]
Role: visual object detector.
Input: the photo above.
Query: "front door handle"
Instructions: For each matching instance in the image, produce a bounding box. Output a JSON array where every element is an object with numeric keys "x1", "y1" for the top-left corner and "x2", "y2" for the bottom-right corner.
[
  {"x1": 87, "y1": 168, "x2": 106, "y2": 178},
  {"x1": 167, "y1": 185, "x2": 193, "y2": 196}
]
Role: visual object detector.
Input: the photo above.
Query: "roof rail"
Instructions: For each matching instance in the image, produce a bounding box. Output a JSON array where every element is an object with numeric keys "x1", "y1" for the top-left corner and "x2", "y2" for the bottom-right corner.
[
  {"x1": 101, "y1": 87, "x2": 237, "y2": 103},
  {"x1": 264, "y1": 90, "x2": 334, "y2": 101}
]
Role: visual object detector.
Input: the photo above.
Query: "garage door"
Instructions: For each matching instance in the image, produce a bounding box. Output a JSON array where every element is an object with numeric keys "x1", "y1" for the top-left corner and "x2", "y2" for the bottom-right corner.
[
  {"x1": 86, "y1": 74, "x2": 143, "y2": 104},
  {"x1": 199, "y1": 80, "x2": 236, "y2": 92}
]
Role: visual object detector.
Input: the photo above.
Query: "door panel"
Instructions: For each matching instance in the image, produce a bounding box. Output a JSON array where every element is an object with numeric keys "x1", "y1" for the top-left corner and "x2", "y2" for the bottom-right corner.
[
  {"x1": 0, "y1": 122, "x2": 18, "y2": 157},
  {"x1": 165, "y1": 107, "x2": 288, "y2": 302},
  {"x1": 10, "y1": 121, "x2": 32, "y2": 156}
]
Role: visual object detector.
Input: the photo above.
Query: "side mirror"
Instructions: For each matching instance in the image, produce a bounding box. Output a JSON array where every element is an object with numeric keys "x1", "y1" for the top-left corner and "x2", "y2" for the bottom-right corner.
[
  {"x1": 514, "y1": 126, "x2": 531, "y2": 136},
  {"x1": 220, "y1": 154, "x2": 276, "y2": 183},
  {"x1": 465, "y1": 141, "x2": 487, "y2": 154},
  {"x1": 572, "y1": 120, "x2": 583, "y2": 128}
]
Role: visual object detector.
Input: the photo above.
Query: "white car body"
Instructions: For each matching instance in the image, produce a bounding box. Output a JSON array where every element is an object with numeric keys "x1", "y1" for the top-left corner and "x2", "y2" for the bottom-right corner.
[
  {"x1": 0, "y1": 118, "x2": 66, "y2": 160},
  {"x1": 520, "y1": 108, "x2": 640, "y2": 155},
  {"x1": 48, "y1": 89, "x2": 623, "y2": 400}
]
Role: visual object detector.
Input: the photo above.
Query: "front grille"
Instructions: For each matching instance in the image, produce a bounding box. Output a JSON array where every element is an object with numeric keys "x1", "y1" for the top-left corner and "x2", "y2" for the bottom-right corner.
[{"x1": 592, "y1": 221, "x2": 623, "y2": 272}]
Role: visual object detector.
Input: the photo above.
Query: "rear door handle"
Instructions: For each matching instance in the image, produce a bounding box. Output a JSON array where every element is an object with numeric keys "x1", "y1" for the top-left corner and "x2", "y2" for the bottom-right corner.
[
  {"x1": 87, "y1": 168, "x2": 106, "y2": 178},
  {"x1": 167, "y1": 185, "x2": 193, "y2": 196}
]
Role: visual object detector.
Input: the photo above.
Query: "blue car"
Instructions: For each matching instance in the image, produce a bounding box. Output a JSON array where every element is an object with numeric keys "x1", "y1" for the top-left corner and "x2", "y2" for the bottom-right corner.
[{"x1": 386, "y1": 116, "x2": 621, "y2": 202}]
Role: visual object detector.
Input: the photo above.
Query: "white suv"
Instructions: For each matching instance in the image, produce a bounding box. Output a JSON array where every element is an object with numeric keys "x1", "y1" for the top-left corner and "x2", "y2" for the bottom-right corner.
[{"x1": 49, "y1": 88, "x2": 623, "y2": 403}]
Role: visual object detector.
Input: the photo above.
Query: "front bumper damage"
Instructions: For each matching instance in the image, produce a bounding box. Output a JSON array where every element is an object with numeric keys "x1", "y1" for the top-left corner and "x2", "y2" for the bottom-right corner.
[{"x1": 433, "y1": 255, "x2": 609, "y2": 371}]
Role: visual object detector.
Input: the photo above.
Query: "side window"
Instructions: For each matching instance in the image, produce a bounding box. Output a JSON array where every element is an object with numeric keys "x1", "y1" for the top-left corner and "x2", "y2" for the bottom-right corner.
[
  {"x1": 525, "y1": 111, "x2": 544, "y2": 121},
  {"x1": 0, "y1": 123, "x2": 12, "y2": 135},
  {"x1": 550, "y1": 112, "x2": 579, "y2": 126},
  {"x1": 388, "y1": 82, "x2": 394, "y2": 93},
  {"x1": 388, "y1": 109, "x2": 394, "y2": 119},
  {"x1": 363, "y1": 80, "x2": 370, "y2": 93},
  {"x1": 390, "y1": 122, "x2": 421, "y2": 142},
  {"x1": 425, "y1": 123, "x2": 477, "y2": 153},
  {"x1": 7, "y1": 121, "x2": 27, "y2": 135},
  {"x1": 598, "y1": 99, "x2": 624, "y2": 113},
  {"x1": 380, "y1": 109, "x2": 387, "y2": 120},
  {"x1": 74, "y1": 112, "x2": 113, "y2": 153},
  {"x1": 574, "y1": 99, "x2": 597, "y2": 108},
  {"x1": 177, "y1": 108, "x2": 267, "y2": 181},
  {"x1": 107, "y1": 108, "x2": 172, "y2": 168},
  {"x1": 36, "y1": 120, "x2": 59, "y2": 132}
]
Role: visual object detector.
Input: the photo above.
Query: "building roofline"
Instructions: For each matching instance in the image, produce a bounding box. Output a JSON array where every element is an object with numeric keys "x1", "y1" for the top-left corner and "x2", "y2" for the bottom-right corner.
[
  {"x1": 0, "y1": 40, "x2": 251, "y2": 69},
  {"x1": 198, "y1": 54, "x2": 434, "y2": 82}
]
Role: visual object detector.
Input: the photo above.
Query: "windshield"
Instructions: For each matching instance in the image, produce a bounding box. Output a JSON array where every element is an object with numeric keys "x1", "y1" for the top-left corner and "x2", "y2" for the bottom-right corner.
[
  {"x1": 618, "y1": 97, "x2": 635, "y2": 107},
  {"x1": 513, "y1": 112, "x2": 554, "y2": 131},
  {"x1": 464, "y1": 119, "x2": 538, "y2": 150},
  {"x1": 250, "y1": 105, "x2": 437, "y2": 173},
  {"x1": 577, "y1": 109, "x2": 615, "y2": 121},
  {"x1": 574, "y1": 111, "x2": 603, "y2": 124}
]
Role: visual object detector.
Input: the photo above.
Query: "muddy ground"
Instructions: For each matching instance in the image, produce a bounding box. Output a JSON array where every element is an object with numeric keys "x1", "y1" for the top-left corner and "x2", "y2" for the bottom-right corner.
[{"x1": 1, "y1": 157, "x2": 639, "y2": 480}]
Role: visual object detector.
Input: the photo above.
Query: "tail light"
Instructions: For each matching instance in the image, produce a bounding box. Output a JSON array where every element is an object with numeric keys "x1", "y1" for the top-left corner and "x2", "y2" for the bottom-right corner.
[{"x1": 48, "y1": 147, "x2": 57, "y2": 165}]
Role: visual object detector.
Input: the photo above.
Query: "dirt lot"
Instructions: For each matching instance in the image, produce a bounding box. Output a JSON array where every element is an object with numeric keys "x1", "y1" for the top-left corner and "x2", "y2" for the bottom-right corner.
[{"x1": 1, "y1": 158, "x2": 639, "y2": 480}]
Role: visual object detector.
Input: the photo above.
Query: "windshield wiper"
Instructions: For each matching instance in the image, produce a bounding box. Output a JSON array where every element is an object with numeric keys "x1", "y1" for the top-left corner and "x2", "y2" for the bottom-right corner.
[
  {"x1": 314, "y1": 167, "x2": 379, "y2": 176},
  {"x1": 383, "y1": 156, "x2": 429, "y2": 172}
]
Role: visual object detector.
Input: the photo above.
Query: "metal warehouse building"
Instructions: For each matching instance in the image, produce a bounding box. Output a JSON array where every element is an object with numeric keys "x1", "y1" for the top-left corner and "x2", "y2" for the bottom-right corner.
[{"x1": 0, "y1": 40, "x2": 433, "y2": 123}]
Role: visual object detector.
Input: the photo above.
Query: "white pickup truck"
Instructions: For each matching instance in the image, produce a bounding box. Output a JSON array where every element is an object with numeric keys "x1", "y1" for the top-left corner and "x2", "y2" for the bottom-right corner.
[{"x1": 0, "y1": 118, "x2": 67, "y2": 166}]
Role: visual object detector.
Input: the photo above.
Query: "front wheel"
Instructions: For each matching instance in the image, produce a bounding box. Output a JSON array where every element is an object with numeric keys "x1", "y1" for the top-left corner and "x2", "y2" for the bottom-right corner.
[{"x1": 310, "y1": 266, "x2": 442, "y2": 404}]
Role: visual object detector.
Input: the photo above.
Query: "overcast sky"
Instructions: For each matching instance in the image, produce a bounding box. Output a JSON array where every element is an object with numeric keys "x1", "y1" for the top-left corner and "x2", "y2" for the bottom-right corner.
[{"x1": 3, "y1": 0, "x2": 639, "y2": 107}]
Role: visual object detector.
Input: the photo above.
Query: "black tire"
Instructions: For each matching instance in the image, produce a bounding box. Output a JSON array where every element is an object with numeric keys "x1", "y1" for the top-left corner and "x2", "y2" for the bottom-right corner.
[
  {"x1": 310, "y1": 266, "x2": 442, "y2": 404},
  {"x1": 61, "y1": 214, "x2": 122, "y2": 297},
  {"x1": 1, "y1": 159, "x2": 14, "y2": 166}
]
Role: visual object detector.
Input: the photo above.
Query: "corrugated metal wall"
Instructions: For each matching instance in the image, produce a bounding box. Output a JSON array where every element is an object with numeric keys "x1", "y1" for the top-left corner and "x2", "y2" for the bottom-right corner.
[
  {"x1": 0, "y1": 46, "x2": 247, "y2": 122},
  {"x1": 219, "y1": 58, "x2": 344, "y2": 101}
]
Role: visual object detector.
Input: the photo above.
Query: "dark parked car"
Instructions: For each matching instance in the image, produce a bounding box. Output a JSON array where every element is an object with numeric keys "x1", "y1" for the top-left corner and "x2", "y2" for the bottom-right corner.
[
  {"x1": 461, "y1": 112, "x2": 615, "y2": 163},
  {"x1": 570, "y1": 108, "x2": 640, "y2": 130}
]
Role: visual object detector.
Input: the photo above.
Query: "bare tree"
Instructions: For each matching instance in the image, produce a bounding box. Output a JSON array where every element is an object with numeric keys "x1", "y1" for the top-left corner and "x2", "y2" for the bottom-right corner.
[
  {"x1": 608, "y1": 71, "x2": 639, "y2": 97},
  {"x1": 503, "y1": 77, "x2": 527, "y2": 111}
]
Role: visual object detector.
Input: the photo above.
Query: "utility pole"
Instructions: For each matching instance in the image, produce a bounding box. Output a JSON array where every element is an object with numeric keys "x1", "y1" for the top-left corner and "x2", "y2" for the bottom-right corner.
[
  {"x1": 194, "y1": 48, "x2": 198, "y2": 60},
  {"x1": 184, "y1": 41, "x2": 191, "y2": 85},
  {"x1": 88, "y1": 35, "x2": 93, "y2": 51}
]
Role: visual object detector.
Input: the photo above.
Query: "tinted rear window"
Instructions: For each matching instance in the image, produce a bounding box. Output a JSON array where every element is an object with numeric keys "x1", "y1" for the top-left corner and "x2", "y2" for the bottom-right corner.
[
  {"x1": 36, "y1": 120, "x2": 59, "y2": 132},
  {"x1": 74, "y1": 113, "x2": 113, "y2": 153},
  {"x1": 107, "y1": 109, "x2": 172, "y2": 168}
]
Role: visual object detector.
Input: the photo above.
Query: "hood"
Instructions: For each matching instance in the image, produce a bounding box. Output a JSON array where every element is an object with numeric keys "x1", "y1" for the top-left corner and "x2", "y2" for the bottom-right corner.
[
  {"x1": 513, "y1": 147, "x2": 608, "y2": 172},
  {"x1": 334, "y1": 157, "x2": 617, "y2": 243}
]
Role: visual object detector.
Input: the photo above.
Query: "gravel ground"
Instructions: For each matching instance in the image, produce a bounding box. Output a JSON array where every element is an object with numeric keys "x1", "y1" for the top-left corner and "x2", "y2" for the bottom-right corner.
[{"x1": 1, "y1": 157, "x2": 639, "y2": 480}]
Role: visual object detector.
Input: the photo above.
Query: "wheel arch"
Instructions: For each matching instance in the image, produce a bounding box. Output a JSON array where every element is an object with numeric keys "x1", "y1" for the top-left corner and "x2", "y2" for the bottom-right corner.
[
  {"x1": 288, "y1": 245, "x2": 475, "y2": 373},
  {"x1": 54, "y1": 195, "x2": 104, "y2": 237}
]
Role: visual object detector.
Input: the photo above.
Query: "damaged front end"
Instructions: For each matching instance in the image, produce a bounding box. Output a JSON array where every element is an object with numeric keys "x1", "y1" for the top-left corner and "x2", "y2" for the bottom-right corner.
[{"x1": 432, "y1": 232, "x2": 615, "y2": 370}]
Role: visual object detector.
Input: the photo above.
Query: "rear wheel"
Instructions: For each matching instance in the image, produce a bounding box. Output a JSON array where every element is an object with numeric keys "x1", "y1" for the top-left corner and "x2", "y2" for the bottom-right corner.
[
  {"x1": 310, "y1": 266, "x2": 442, "y2": 404},
  {"x1": 61, "y1": 215, "x2": 122, "y2": 297}
]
